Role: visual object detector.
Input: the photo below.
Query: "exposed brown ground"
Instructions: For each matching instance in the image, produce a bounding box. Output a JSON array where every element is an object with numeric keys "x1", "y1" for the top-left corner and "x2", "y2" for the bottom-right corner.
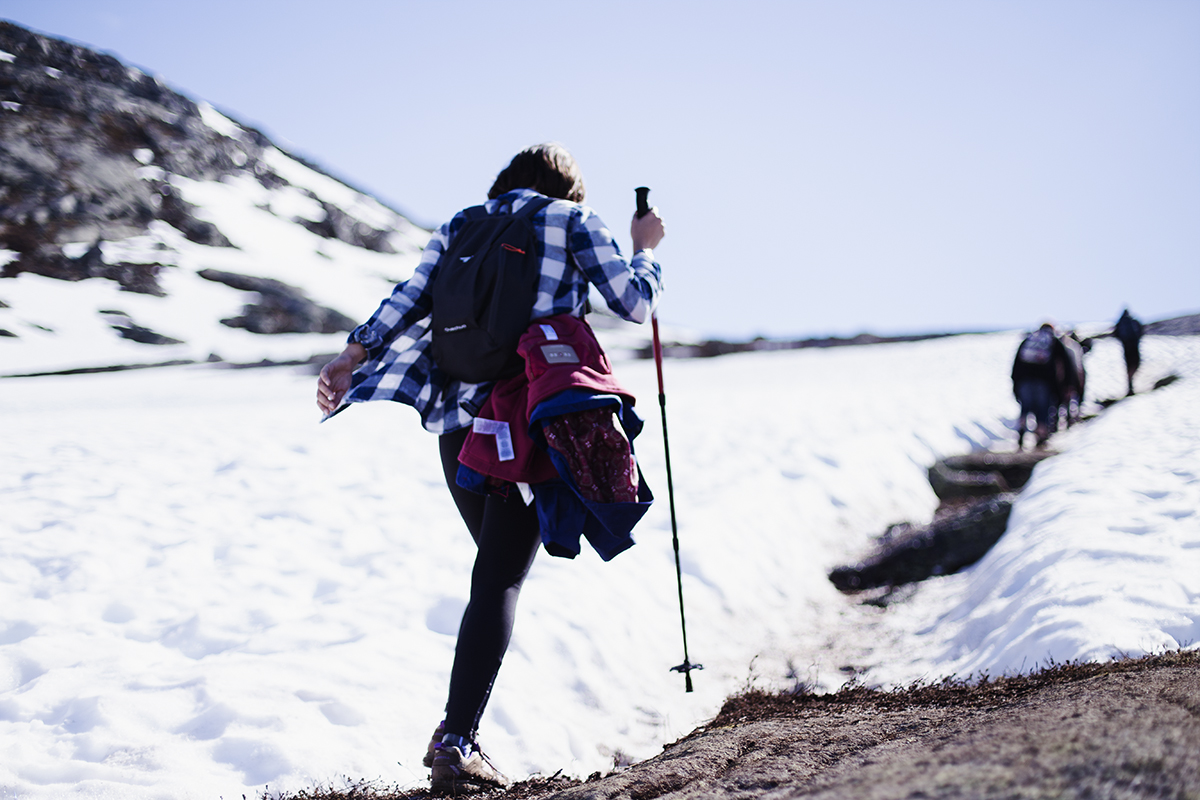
[{"x1": 274, "y1": 650, "x2": 1200, "y2": 800}]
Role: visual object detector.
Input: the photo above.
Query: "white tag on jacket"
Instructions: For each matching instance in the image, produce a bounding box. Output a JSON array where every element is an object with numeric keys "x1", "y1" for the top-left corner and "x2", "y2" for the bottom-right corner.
[
  {"x1": 472, "y1": 418, "x2": 515, "y2": 461},
  {"x1": 541, "y1": 344, "x2": 580, "y2": 364},
  {"x1": 539, "y1": 324, "x2": 558, "y2": 341}
]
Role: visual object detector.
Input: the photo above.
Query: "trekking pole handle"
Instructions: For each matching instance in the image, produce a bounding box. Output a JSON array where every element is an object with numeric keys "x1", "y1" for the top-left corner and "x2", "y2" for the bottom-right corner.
[
  {"x1": 635, "y1": 187, "x2": 651, "y2": 219},
  {"x1": 638, "y1": 187, "x2": 665, "y2": 389}
]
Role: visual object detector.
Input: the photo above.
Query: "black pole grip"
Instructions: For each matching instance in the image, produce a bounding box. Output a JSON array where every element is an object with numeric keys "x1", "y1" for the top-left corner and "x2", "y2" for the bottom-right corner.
[{"x1": 635, "y1": 187, "x2": 651, "y2": 218}]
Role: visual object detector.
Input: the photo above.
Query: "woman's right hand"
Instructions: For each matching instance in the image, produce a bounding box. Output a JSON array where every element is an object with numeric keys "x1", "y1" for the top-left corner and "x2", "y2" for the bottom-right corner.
[
  {"x1": 317, "y1": 343, "x2": 367, "y2": 416},
  {"x1": 631, "y1": 207, "x2": 666, "y2": 253}
]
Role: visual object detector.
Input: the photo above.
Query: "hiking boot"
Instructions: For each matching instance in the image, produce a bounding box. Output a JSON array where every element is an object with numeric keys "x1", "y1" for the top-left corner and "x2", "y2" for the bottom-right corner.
[
  {"x1": 430, "y1": 742, "x2": 510, "y2": 793},
  {"x1": 422, "y1": 720, "x2": 446, "y2": 769}
]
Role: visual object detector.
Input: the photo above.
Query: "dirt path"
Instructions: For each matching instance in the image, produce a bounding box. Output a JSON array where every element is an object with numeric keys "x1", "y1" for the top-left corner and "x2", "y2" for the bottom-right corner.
[
  {"x1": 501, "y1": 652, "x2": 1200, "y2": 800},
  {"x1": 278, "y1": 652, "x2": 1200, "y2": 800}
]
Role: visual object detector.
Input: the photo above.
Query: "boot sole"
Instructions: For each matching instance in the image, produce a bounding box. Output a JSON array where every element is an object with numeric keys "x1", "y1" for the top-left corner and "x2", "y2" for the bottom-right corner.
[{"x1": 430, "y1": 776, "x2": 502, "y2": 794}]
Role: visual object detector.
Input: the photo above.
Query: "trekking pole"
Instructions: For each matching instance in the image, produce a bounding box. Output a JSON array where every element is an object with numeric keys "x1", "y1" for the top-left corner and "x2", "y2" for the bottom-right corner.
[{"x1": 637, "y1": 186, "x2": 702, "y2": 693}]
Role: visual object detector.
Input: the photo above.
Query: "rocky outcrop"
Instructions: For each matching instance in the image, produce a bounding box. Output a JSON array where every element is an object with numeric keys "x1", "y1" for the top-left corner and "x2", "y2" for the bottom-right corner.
[
  {"x1": 829, "y1": 449, "x2": 1055, "y2": 599},
  {"x1": 99, "y1": 309, "x2": 183, "y2": 345},
  {"x1": 0, "y1": 22, "x2": 248, "y2": 293},
  {"x1": 829, "y1": 367, "x2": 1191, "y2": 600},
  {"x1": 13, "y1": 240, "x2": 170, "y2": 296},
  {"x1": 828, "y1": 495, "x2": 1017, "y2": 595},
  {"x1": 298, "y1": 198, "x2": 402, "y2": 254},
  {"x1": 926, "y1": 449, "x2": 1050, "y2": 504},
  {"x1": 1145, "y1": 311, "x2": 1200, "y2": 336},
  {"x1": 198, "y1": 269, "x2": 356, "y2": 335},
  {"x1": 0, "y1": 20, "x2": 417, "y2": 298},
  {"x1": 637, "y1": 331, "x2": 968, "y2": 360}
]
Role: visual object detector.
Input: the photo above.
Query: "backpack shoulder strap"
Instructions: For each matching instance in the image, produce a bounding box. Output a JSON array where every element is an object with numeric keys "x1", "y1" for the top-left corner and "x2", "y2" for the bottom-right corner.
[
  {"x1": 461, "y1": 195, "x2": 554, "y2": 221},
  {"x1": 512, "y1": 195, "x2": 555, "y2": 219}
]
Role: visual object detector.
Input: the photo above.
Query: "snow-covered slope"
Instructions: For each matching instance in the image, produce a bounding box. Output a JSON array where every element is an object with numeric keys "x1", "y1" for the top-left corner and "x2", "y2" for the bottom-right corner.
[
  {"x1": 3, "y1": 19, "x2": 1198, "y2": 800},
  {"x1": 871, "y1": 337, "x2": 1200, "y2": 685},
  {"x1": 1, "y1": 330, "x2": 1196, "y2": 799},
  {"x1": 0, "y1": 158, "x2": 428, "y2": 375},
  {"x1": 1, "y1": 21, "x2": 429, "y2": 377}
]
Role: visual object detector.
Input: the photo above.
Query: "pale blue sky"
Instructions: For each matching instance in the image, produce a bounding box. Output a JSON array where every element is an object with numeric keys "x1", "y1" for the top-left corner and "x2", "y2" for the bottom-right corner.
[{"x1": 4, "y1": 0, "x2": 1198, "y2": 339}]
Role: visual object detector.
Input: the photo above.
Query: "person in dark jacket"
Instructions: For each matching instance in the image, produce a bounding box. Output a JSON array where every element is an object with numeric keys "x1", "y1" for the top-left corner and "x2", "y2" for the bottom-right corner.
[
  {"x1": 1058, "y1": 330, "x2": 1088, "y2": 426},
  {"x1": 1012, "y1": 323, "x2": 1070, "y2": 449},
  {"x1": 1113, "y1": 309, "x2": 1143, "y2": 397},
  {"x1": 316, "y1": 144, "x2": 665, "y2": 793}
]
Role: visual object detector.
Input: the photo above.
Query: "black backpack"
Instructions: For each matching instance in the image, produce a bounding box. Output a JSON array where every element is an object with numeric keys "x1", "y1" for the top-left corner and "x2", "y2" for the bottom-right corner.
[
  {"x1": 1016, "y1": 327, "x2": 1056, "y2": 365},
  {"x1": 430, "y1": 195, "x2": 554, "y2": 383}
]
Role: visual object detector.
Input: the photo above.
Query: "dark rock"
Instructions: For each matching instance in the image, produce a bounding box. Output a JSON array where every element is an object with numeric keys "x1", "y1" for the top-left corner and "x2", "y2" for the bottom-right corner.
[
  {"x1": 99, "y1": 310, "x2": 183, "y2": 345},
  {"x1": 928, "y1": 449, "x2": 1055, "y2": 502},
  {"x1": 298, "y1": 198, "x2": 396, "y2": 254},
  {"x1": 156, "y1": 190, "x2": 233, "y2": 248},
  {"x1": 829, "y1": 494, "x2": 1016, "y2": 594},
  {"x1": 1, "y1": 22, "x2": 244, "y2": 293},
  {"x1": 635, "y1": 331, "x2": 979, "y2": 360},
  {"x1": 1153, "y1": 373, "x2": 1181, "y2": 390},
  {"x1": 110, "y1": 323, "x2": 183, "y2": 345},
  {"x1": 5, "y1": 242, "x2": 167, "y2": 296},
  {"x1": 198, "y1": 269, "x2": 356, "y2": 335},
  {"x1": 829, "y1": 447, "x2": 1058, "y2": 598},
  {"x1": 927, "y1": 460, "x2": 1011, "y2": 501},
  {"x1": 829, "y1": 450, "x2": 1042, "y2": 598},
  {"x1": 1144, "y1": 312, "x2": 1200, "y2": 336}
]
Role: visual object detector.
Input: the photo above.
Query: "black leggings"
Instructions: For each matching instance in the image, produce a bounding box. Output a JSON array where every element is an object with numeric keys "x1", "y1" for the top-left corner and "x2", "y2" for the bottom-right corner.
[{"x1": 438, "y1": 427, "x2": 541, "y2": 740}]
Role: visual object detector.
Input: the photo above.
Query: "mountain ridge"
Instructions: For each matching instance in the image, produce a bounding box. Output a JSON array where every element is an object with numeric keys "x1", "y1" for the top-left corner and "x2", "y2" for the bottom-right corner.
[{"x1": 1, "y1": 19, "x2": 429, "y2": 376}]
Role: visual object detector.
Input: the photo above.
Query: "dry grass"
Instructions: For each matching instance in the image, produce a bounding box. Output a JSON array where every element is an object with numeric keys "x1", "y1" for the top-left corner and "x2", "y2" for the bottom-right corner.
[
  {"x1": 707, "y1": 648, "x2": 1200, "y2": 725},
  {"x1": 262, "y1": 649, "x2": 1200, "y2": 800}
]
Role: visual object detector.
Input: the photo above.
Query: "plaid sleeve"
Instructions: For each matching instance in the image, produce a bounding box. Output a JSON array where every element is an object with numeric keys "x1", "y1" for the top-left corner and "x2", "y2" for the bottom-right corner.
[
  {"x1": 342, "y1": 212, "x2": 489, "y2": 434},
  {"x1": 345, "y1": 322, "x2": 489, "y2": 435},
  {"x1": 348, "y1": 221, "x2": 451, "y2": 360},
  {"x1": 565, "y1": 205, "x2": 662, "y2": 323},
  {"x1": 338, "y1": 192, "x2": 662, "y2": 436}
]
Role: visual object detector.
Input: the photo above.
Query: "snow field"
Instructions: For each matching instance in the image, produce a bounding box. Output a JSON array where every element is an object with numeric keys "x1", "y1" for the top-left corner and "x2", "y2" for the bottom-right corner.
[{"x1": 0, "y1": 331, "x2": 1196, "y2": 798}]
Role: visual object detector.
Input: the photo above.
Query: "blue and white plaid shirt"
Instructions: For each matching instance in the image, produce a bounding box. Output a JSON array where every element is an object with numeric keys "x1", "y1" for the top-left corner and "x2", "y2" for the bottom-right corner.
[{"x1": 343, "y1": 189, "x2": 662, "y2": 434}]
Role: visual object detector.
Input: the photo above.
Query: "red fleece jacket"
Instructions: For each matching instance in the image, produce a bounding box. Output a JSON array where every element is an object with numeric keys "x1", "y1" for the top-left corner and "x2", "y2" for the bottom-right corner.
[{"x1": 457, "y1": 314, "x2": 632, "y2": 485}]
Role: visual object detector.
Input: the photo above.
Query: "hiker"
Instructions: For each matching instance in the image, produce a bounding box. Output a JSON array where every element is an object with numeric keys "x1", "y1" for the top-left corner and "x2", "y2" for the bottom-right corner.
[
  {"x1": 315, "y1": 143, "x2": 665, "y2": 792},
  {"x1": 1113, "y1": 308, "x2": 1143, "y2": 396},
  {"x1": 1057, "y1": 330, "x2": 1088, "y2": 426},
  {"x1": 1011, "y1": 322, "x2": 1069, "y2": 450}
]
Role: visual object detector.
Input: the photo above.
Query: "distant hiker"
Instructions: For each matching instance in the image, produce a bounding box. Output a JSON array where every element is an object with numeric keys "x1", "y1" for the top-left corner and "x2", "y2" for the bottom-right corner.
[
  {"x1": 316, "y1": 143, "x2": 665, "y2": 793},
  {"x1": 1011, "y1": 323, "x2": 1069, "y2": 450},
  {"x1": 1058, "y1": 330, "x2": 1088, "y2": 426},
  {"x1": 1113, "y1": 309, "x2": 1144, "y2": 396}
]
